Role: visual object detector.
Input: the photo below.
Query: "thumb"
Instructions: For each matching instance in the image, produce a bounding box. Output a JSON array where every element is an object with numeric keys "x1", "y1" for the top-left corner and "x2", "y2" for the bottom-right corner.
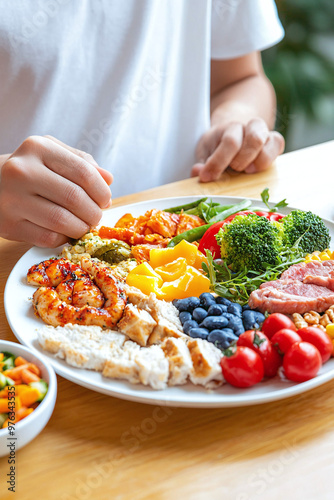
[{"x1": 191, "y1": 162, "x2": 205, "y2": 177}]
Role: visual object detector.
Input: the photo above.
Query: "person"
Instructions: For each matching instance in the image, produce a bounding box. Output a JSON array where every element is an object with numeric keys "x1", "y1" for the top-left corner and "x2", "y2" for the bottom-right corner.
[{"x1": 0, "y1": 0, "x2": 285, "y2": 248}]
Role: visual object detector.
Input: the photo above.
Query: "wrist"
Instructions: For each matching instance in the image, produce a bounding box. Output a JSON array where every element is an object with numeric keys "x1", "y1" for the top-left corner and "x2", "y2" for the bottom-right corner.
[{"x1": 210, "y1": 102, "x2": 260, "y2": 130}]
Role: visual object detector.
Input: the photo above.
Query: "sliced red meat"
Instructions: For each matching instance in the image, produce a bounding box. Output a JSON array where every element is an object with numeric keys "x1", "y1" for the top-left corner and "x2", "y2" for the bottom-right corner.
[
  {"x1": 281, "y1": 260, "x2": 334, "y2": 291},
  {"x1": 249, "y1": 279, "x2": 334, "y2": 314},
  {"x1": 281, "y1": 260, "x2": 334, "y2": 280}
]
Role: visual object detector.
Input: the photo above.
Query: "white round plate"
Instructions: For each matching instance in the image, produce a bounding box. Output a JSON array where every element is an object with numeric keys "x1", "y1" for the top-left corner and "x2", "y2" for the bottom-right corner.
[{"x1": 5, "y1": 196, "x2": 334, "y2": 408}]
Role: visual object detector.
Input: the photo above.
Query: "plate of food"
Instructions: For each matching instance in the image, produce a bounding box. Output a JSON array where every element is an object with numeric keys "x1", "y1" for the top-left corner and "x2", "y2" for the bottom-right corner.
[{"x1": 4, "y1": 193, "x2": 334, "y2": 407}]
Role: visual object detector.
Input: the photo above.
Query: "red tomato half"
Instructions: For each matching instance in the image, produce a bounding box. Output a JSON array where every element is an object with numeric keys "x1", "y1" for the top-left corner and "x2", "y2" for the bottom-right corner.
[
  {"x1": 220, "y1": 346, "x2": 264, "y2": 388},
  {"x1": 271, "y1": 329, "x2": 302, "y2": 355},
  {"x1": 297, "y1": 327, "x2": 333, "y2": 363},
  {"x1": 283, "y1": 342, "x2": 322, "y2": 382},
  {"x1": 197, "y1": 221, "x2": 225, "y2": 259},
  {"x1": 237, "y1": 330, "x2": 281, "y2": 377},
  {"x1": 262, "y1": 313, "x2": 296, "y2": 340}
]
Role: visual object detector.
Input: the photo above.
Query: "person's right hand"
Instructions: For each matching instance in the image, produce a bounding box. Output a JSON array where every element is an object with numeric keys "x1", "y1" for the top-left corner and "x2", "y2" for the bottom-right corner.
[{"x1": 0, "y1": 135, "x2": 113, "y2": 247}]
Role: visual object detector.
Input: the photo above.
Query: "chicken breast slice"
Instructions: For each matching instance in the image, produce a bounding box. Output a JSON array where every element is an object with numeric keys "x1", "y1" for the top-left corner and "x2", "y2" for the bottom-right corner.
[
  {"x1": 117, "y1": 303, "x2": 157, "y2": 346},
  {"x1": 187, "y1": 338, "x2": 224, "y2": 388},
  {"x1": 37, "y1": 325, "x2": 127, "y2": 371},
  {"x1": 161, "y1": 337, "x2": 193, "y2": 386}
]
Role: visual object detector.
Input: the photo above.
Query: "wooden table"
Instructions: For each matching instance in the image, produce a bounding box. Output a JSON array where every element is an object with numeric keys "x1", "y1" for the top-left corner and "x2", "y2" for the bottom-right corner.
[{"x1": 1, "y1": 141, "x2": 334, "y2": 500}]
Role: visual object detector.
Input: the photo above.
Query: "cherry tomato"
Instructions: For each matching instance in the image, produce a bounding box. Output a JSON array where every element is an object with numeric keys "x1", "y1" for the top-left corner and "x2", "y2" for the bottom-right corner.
[
  {"x1": 296, "y1": 327, "x2": 332, "y2": 363},
  {"x1": 220, "y1": 346, "x2": 264, "y2": 388},
  {"x1": 271, "y1": 329, "x2": 302, "y2": 355},
  {"x1": 262, "y1": 313, "x2": 296, "y2": 340},
  {"x1": 237, "y1": 330, "x2": 281, "y2": 378},
  {"x1": 283, "y1": 342, "x2": 322, "y2": 382}
]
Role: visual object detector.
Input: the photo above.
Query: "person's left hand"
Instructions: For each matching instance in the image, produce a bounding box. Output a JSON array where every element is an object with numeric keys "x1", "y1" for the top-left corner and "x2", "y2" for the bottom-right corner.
[{"x1": 191, "y1": 118, "x2": 285, "y2": 182}]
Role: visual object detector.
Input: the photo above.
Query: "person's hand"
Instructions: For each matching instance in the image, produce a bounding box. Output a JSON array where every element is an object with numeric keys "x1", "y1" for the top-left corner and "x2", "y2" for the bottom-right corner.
[
  {"x1": 191, "y1": 118, "x2": 285, "y2": 182},
  {"x1": 0, "y1": 135, "x2": 113, "y2": 247}
]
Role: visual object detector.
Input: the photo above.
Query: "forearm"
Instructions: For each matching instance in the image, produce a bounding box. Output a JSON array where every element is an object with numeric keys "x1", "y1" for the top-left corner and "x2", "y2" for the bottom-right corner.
[{"x1": 210, "y1": 73, "x2": 277, "y2": 130}]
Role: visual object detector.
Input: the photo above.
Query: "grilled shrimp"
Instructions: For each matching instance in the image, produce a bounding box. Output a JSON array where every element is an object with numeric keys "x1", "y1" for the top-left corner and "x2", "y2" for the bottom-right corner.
[
  {"x1": 55, "y1": 278, "x2": 104, "y2": 308},
  {"x1": 80, "y1": 257, "x2": 127, "y2": 321},
  {"x1": 33, "y1": 287, "x2": 118, "y2": 328},
  {"x1": 27, "y1": 258, "x2": 89, "y2": 287},
  {"x1": 32, "y1": 257, "x2": 127, "y2": 328},
  {"x1": 27, "y1": 258, "x2": 104, "y2": 308}
]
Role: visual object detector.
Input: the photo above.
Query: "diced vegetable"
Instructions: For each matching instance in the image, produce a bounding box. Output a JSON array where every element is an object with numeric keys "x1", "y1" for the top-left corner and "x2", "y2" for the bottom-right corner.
[
  {"x1": 29, "y1": 381, "x2": 48, "y2": 402},
  {"x1": 0, "y1": 351, "x2": 48, "y2": 429}
]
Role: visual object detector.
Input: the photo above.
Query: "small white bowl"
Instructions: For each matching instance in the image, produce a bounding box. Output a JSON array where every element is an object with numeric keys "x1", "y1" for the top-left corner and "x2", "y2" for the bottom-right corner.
[{"x1": 0, "y1": 340, "x2": 57, "y2": 457}]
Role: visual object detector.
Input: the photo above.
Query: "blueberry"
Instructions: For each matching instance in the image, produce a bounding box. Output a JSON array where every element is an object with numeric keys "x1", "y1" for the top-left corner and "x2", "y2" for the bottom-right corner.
[
  {"x1": 207, "y1": 328, "x2": 238, "y2": 349},
  {"x1": 182, "y1": 320, "x2": 199, "y2": 335},
  {"x1": 216, "y1": 297, "x2": 231, "y2": 306},
  {"x1": 242, "y1": 304, "x2": 251, "y2": 311},
  {"x1": 226, "y1": 315, "x2": 245, "y2": 335},
  {"x1": 234, "y1": 328, "x2": 245, "y2": 337},
  {"x1": 200, "y1": 315, "x2": 229, "y2": 331},
  {"x1": 227, "y1": 303, "x2": 242, "y2": 317},
  {"x1": 187, "y1": 296, "x2": 201, "y2": 311},
  {"x1": 172, "y1": 298, "x2": 190, "y2": 312},
  {"x1": 179, "y1": 311, "x2": 192, "y2": 325},
  {"x1": 172, "y1": 299, "x2": 181, "y2": 309},
  {"x1": 253, "y1": 311, "x2": 266, "y2": 326},
  {"x1": 199, "y1": 293, "x2": 216, "y2": 309},
  {"x1": 207, "y1": 304, "x2": 226, "y2": 316},
  {"x1": 242, "y1": 310, "x2": 266, "y2": 331},
  {"x1": 192, "y1": 307, "x2": 208, "y2": 323},
  {"x1": 188, "y1": 327, "x2": 209, "y2": 339}
]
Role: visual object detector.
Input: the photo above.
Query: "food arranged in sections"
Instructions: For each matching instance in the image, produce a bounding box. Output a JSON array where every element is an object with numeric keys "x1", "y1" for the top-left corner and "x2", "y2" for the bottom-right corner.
[
  {"x1": 0, "y1": 352, "x2": 48, "y2": 428},
  {"x1": 26, "y1": 191, "x2": 334, "y2": 391}
]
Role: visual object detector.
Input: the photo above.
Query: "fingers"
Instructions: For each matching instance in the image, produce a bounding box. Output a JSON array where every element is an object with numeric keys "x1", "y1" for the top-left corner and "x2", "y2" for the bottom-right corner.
[
  {"x1": 229, "y1": 118, "x2": 269, "y2": 172},
  {"x1": 195, "y1": 126, "x2": 222, "y2": 164},
  {"x1": 245, "y1": 132, "x2": 285, "y2": 174},
  {"x1": 4, "y1": 219, "x2": 69, "y2": 248},
  {"x1": 16, "y1": 136, "x2": 111, "y2": 209},
  {"x1": 198, "y1": 123, "x2": 244, "y2": 182},
  {"x1": 44, "y1": 135, "x2": 113, "y2": 186},
  {"x1": 17, "y1": 195, "x2": 92, "y2": 239},
  {"x1": 4, "y1": 156, "x2": 103, "y2": 228},
  {"x1": 192, "y1": 119, "x2": 285, "y2": 182}
]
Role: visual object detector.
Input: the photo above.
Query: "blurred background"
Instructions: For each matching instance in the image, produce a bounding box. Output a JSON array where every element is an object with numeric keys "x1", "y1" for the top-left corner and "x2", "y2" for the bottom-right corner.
[{"x1": 262, "y1": 0, "x2": 334, "y2": 152}]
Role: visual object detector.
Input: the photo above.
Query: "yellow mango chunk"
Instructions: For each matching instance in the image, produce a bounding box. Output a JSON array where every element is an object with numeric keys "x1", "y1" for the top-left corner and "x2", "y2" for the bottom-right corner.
[
  {"x1": 158, "y1": 267, "x2": 211, "y2": 300},
  {"x1": 150, "y1": 240, "x2": 198, "y2": 268},
  {"x1": 155, "y1": 258, "x2": 188, "y2": 282},
  {"x1": 183, "y1": 266, "x2": 211, "y2": 296},
  {"x1": 193, "y1": 250, "x2": 208, "y2": 270},
  {"x1": 128, "y1": 262, "x2": 163, "y2": 284},
  {"x1": 126, "y1": 274, "x2": 162, "y2": 296},
  {"x1": 158, "y1": 273, "x2": 194, "y2": 300}
]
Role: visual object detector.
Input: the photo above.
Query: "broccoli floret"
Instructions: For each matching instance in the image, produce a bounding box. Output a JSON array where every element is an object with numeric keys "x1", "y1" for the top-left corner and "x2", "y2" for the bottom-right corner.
[
  {"x1": 282, "y1": 210, "x2": 330, "y2": 254},
  {"x1": 216, "y1": 214, "x2": 283, "y2": 272}
]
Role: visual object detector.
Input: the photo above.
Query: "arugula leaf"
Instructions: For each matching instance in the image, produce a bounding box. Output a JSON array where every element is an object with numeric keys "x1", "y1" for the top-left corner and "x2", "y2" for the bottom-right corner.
[
  {"x1": 204, "y1": 245, "x2": 304, "y2": 305},
  {"x1": 260, "y1": 188, "x2": 288, "y2": 213}
]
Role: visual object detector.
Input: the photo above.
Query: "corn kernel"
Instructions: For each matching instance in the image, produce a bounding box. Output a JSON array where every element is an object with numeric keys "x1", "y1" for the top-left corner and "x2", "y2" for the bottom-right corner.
[{"x1": 326, "y1": 323, "x2": 334, "y2": 339}]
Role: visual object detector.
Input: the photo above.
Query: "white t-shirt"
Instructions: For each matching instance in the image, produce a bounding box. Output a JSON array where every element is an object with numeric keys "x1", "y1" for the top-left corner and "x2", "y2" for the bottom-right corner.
[{"x1": 0, "y1": 0, "x2": 283, "y2": 197}]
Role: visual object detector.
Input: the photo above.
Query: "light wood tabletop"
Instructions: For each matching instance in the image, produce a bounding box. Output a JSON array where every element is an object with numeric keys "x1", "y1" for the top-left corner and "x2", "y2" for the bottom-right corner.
[{"x1": 0, "y1": 140, "x2": 334, "y2": 500}]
